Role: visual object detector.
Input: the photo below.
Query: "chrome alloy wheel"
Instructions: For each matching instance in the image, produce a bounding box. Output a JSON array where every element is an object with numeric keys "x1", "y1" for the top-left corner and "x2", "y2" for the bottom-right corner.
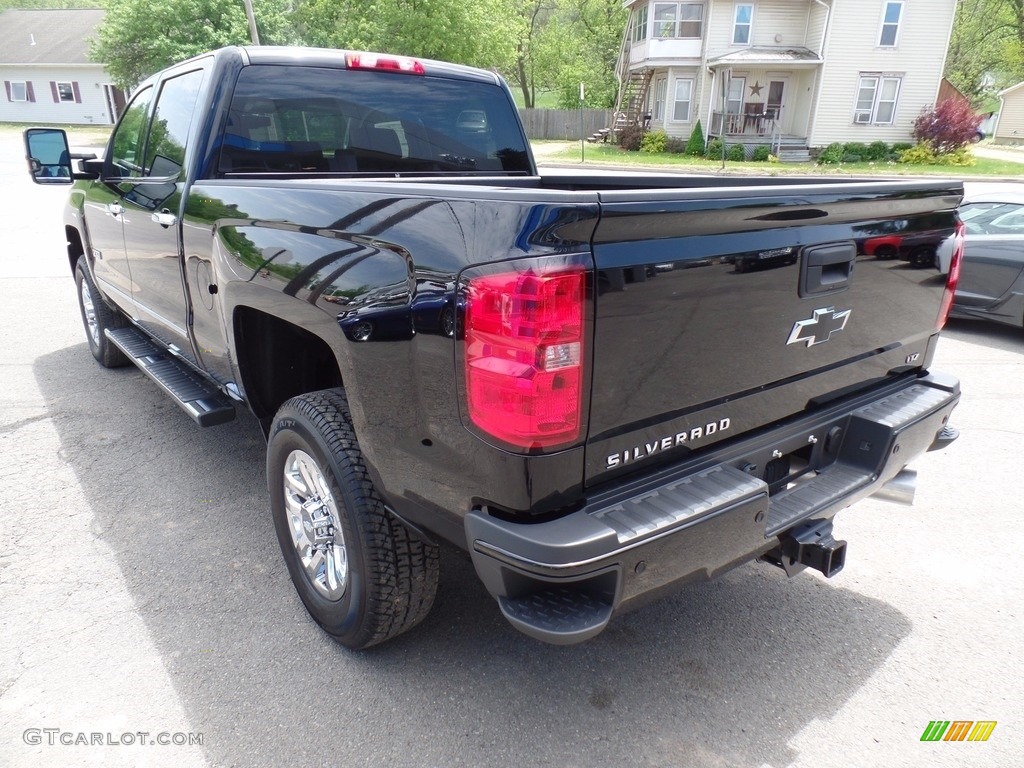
[
  {"x1": 283, "y1": 449, "x2": 348, "y2": 600},
  {"x1": 80, "y1": 278, "x2": 100, "y2": 348}
]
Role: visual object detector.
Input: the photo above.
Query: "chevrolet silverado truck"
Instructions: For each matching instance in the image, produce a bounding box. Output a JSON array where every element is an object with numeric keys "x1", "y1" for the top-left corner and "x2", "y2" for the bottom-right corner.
[{"x1": 25, "y1": 46, "x2": 964, "y2": 648}]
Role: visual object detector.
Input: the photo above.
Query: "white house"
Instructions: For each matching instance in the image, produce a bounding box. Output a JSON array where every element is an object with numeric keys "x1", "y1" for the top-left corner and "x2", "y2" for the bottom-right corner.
[
  {"x1": 0, "y1": 8, "x2": 125, "y2": 125},
  {"x1": 616, "y1": 0, "x2": 959, "y2": 154}
]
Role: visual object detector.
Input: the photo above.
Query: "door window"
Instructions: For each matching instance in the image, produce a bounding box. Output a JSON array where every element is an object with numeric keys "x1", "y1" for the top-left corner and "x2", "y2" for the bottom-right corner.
[
  {"x1": 109, "y1": 87, "x2": 154, "y2": 177},
  {"x1": 144, "y1": 69, "x2": 205, "y2": 179}
]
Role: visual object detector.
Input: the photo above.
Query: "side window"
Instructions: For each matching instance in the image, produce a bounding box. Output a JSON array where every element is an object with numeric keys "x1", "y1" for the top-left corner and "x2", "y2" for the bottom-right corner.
[
  {"x1": 145, "y1": 69, "x2": 205, "y2": 178},
  {"x1": 110, "y1": 86, "x2": 153, "y2": 176},
  {"x1": 879, "y1": 1, "x2": 903, "y2": 47}
]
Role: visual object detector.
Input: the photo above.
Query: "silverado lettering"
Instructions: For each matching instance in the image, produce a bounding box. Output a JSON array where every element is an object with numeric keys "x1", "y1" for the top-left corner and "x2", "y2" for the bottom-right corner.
[
  {"x1": 25, "y1": 45, "x2": 963, "y2": 649},
  {"x1": 606, "y1": 418, "x2": 733, "y2": 468}
]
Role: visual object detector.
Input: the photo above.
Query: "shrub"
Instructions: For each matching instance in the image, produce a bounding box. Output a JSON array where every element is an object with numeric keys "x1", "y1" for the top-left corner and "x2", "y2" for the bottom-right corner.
[
  {"x1": 665, "y1": 137, "x2": 688, "y2": 153},
  {"x1": 640, "y1": 129, "x2": 668, "y2": 153},
  {"x1": 934, "y1": 147, "x2": 976, "y2": 167},
  {"x1": 685, "y1": 120, "x2": 706, "y2": 155},
  {"x1": 727, "y1": 143, "x2": 746, "y2": 161},
  {"x1": 866, "y1": 141, "x2": 891, "y2": 161},
  {"x1": 817, "y1": 142, "x2": 844, "y2": 165},
  {"x1": 705, "y1": 138, "x2": 724, "y2": 158},
  {"x1": 913, "y1": 98, "x2": 982, "y2": 153},
  {"x1": 618, "y1": 125, "x2": 645, "y2": 151},
  {"x1": 843, "y1": 142, "x2": 870, "y2": 158},
  {"x1": 751, "y1": 145, "x2": 771, "y2": 162},
  {"x1": 898, "y1": 142, "x2": 936, "y2": 164}
]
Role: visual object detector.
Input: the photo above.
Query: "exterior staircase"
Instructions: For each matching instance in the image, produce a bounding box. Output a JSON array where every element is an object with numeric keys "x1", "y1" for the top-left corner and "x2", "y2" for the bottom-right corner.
[{"x1": 613, "y1": 69, "x2": 653, "y2": 132}]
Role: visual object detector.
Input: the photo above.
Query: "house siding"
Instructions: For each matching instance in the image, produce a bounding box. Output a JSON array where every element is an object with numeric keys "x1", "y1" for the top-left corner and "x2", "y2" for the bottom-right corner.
[
  {"x1": 810, "y1": 0, "x2": 956, "y2": 147},
  {"x1": 0, "y1": 64, "x2": 115, "y2": 124},
  {"x1": 706, "y1": 0, "x2": 811, "y2": 58},
  {"x1": 994, "y1": 86, "x2": 1024, "y2": 145}
]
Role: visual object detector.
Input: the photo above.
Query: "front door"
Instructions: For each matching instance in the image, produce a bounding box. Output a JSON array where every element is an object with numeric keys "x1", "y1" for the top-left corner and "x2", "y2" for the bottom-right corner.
[
  {"x1": 84, "y1": 84, "x2": 154, "y2": 307},
  {"x1": 767, "y1": 79, "x2": 787, "y2": 130},
  {"x1": 121, "y1": 67, "x2": 206, "y2": 356}
]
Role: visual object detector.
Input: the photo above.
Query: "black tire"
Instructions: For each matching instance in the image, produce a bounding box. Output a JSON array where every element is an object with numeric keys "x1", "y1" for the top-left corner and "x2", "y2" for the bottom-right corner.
[
  {"x1": 267, "y1": 389, "x2": 438, "y2": 649},
  {"x1": 909, "y1": 246, "x2": 937, "y2": 269},
  {"x1": 874, "y1": 245, "x2": 898, "y2": 260},
  {"x1": 74, "y1": 258, "x2": 129, "y2": 367}
]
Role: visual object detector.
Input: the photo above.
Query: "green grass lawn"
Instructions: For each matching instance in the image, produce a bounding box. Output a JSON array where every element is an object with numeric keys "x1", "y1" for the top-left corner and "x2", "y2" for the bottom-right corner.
[
  {"x1": 1, "y1": 122, "x2": 112, "y2": 146},
  {"x1": 537, "y1": 141, "x2": 1024, "y2": 177}
]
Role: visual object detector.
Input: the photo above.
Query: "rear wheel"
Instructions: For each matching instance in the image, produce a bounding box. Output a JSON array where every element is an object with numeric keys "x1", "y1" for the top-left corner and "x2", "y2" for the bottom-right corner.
[
  {"x1": 74, "y1": 259, "x2": 129, "y2": 367},
  {"x1": 267, "y1": 389, "x2": 438, "y2": 649}
]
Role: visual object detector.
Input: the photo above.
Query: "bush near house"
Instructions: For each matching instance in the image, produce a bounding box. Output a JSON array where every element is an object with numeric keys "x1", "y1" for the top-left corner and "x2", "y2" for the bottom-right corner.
[
  {"x1": 685, "y1": 120, "x2": 705, "y2": 156},
  {"x1": 817, "y1": 142, "x2": 845, "y2": 165},
  {"x1": 665, "y1": 137, "x2": 688, "y2": 153},
  {"x1": 912, "y1": 98, "x2": 981, "y2": 154},
  {"x1": 898, "y1": 142, "x2": 975, "y2": 166},
  {"x1": 752, "y1": 145, "x2": 771, "y2": 162},
  {"x1": 705, "y1": 138, "x2": 724, "y2": 158},
  {"x1": 617, "y1": 125, "x2": 645, "y2": 151},
  {"x1": 640, "y1": 130, "x2": 668, "y2": 153},
  {"x1": 727, "y1": 144, "x2": 746, "y2": 161}
]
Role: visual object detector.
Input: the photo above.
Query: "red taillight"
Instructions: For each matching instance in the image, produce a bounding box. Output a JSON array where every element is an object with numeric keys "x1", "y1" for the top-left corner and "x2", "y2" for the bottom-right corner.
[
  {"x1": 464, "y1": 266, "x2": 586, "y2": 451},
  {"x1": 937, "y1": 221, "x2": 965, "y2": 330},
  {"x1": 345, "y1": 53, "x2": 425, "y2": 75}
]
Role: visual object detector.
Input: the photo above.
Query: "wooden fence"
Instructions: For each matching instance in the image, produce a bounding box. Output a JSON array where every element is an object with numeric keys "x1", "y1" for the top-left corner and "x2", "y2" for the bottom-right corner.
[{"x1": 518, "y1": 108, "x2": 613, "y2": 140}]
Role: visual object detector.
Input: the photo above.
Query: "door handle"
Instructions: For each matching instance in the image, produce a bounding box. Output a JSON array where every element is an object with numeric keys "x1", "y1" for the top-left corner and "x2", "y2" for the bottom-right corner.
[
  {"x1": 106, "y1": 202, "x2": 123, "y2": 217},
  {"x1": 151, "y1": 210, "x2": 177, "y2": 228}
]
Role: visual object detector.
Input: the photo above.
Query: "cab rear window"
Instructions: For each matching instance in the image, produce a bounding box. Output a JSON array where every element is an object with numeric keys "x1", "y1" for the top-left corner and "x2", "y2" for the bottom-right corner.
[{"x1": 218, "y1": 65, "x2": 530, "y2": 176}]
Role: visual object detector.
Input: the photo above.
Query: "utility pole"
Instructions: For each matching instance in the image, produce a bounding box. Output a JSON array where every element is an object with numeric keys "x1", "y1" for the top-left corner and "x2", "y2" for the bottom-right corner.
[{"x1": 243, "y1": 0, "x2": 261, "y2": 45}]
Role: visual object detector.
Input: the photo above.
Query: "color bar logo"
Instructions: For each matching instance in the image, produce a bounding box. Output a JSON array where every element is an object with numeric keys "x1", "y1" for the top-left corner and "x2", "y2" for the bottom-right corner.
[{"x1": 920, "y1": 721, "x2": 997, "y2": 742}]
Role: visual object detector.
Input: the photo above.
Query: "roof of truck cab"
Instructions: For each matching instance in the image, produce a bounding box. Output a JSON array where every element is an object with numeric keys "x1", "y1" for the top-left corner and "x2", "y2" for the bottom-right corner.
[{"x1": 237, "y1": 46, "x2": 502, "y2": 86}]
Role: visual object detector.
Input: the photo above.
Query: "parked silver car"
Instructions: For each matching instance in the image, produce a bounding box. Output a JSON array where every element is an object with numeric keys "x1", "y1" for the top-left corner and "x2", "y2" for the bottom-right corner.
[{"x1": 937, "y1": 192, "x2": 1024, "y2": 329}]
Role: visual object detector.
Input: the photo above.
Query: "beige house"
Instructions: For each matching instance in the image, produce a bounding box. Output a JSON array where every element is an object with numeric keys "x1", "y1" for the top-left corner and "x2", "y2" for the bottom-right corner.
[
  {"x1": 616, "y1": 0, "x2": 959, "y2": 157},
  {"x1": 993, "y1": 81, "x2": 1024, "y2": 145}
]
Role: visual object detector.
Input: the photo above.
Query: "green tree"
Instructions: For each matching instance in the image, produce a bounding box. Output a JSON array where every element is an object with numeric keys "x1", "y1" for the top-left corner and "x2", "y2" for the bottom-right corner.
[
  {"x1": 507, "y1": 0, "x2": 555, "y2": 108},
  {"x1": 945, "y1": 0, "x2": 1024, "y2": 98},
  {"x1": 540, "y1": 0, "x2": 625, "y2": 108},
  {"x1": 295, "y1": 0, "x2": 520, "y2": 72},
  {"x1": 90, "y1": 0, "x2": 297, "y2": 89}
]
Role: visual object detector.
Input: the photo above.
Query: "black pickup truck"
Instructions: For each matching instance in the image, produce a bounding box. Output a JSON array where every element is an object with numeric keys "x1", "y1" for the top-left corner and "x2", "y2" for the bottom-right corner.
[{"x1": 26, "y1": 46, "x2": 963, "y2": 648}]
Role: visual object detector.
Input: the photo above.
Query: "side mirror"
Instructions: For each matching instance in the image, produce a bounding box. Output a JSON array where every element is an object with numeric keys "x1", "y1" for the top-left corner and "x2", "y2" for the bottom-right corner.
[{"x1": 24, "y1": 128, "x2": 74, "y2": 184}]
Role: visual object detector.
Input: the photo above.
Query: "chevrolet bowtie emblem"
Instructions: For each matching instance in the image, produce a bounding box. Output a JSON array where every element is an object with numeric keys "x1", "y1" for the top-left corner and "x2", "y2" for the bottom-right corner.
[{"x1": 787, "y1": 307, "x2": 851, "y2": 347}]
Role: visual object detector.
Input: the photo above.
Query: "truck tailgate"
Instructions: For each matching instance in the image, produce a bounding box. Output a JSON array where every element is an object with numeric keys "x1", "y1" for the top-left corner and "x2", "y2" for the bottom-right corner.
[{"x1": 586, "y1": 181, "x2": 962, "y2": 486}]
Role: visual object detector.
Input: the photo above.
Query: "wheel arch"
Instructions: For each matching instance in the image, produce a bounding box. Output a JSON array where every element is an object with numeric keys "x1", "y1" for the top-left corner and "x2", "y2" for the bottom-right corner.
[
  {"x1": 66, "y1": 224, "x2": 85, "y2": 275},
  {"x1": 232, "y1": 306, "x2": 344, "y2": 434}
]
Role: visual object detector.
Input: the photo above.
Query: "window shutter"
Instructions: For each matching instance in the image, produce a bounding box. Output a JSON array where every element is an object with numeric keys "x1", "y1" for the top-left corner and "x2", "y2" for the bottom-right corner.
[
  {"x1": 26, "y1": 82, "x2": 35, "y2": 103},
  {"x1": 3, "y1": 81, "x2": 10, "y2": 102},
  {"x1": 72, "y1": 81, "x2": 81, "y2": 103},
  {"x1": 50, "y1": 81, "x2": 59, "y2": 103}
]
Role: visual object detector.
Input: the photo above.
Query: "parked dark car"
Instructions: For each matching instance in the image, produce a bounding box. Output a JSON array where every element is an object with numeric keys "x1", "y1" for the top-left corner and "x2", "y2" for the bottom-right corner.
[{"x1": 937, "y1": 192, "x2": 1024, "y2": 329}]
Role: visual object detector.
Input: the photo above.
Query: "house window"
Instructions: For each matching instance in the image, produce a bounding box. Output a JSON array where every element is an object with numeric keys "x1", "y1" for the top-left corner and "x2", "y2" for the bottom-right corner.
[
  {"x1": 57, "y1": 82, "x2": 75, "y2": 102},
  {"x1": 854, "y1": 74, "x2": 902, "y2": 125},
  {"x1": 733, "y1": 4, "x2": 753, "y2": 45},
  {"x1": 653, "y1": 3, "x2": 704, "y2": 38},
  {"x1": 633, "y1": 4, "x2": 649, "y2": 43},
  {"x1": 8, "y1": 81, "x2": 28, "y2": 101},
  {"x1": 879, "y1": 2, "x2": 903, "y2": 47},
  {"x1": 653, "y1": 77, "x2": 667, "y2": 120},
  {"x1": 673, "y1": 78, "x2": 694, "y2": 121}
]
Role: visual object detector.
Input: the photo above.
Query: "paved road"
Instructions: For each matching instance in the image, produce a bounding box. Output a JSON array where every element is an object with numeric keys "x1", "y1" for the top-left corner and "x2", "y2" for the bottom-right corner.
[{"x1": 1, "y1": 132, "x2": 1020, "y2": 767}]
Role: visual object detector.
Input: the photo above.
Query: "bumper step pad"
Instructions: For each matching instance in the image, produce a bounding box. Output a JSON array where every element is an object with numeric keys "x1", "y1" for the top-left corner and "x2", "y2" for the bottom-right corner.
[{"x1": 105, "y1": 327, "x2": 235, "y2": 427}]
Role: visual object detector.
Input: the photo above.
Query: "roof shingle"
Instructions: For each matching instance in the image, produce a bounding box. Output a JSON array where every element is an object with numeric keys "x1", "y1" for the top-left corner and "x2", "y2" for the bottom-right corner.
[{"x1": 0, "y1": 9, "x2": 106, "y2": 65}]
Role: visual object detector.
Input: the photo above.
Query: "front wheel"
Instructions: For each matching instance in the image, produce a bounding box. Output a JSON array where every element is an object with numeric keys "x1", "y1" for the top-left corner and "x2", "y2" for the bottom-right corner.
[
  {"x1": 74, "y1": 259, "x2": 129, "y2": 367},
  {"x1": 267, "y1": 389, "x2": 439, "y2": 649}
]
